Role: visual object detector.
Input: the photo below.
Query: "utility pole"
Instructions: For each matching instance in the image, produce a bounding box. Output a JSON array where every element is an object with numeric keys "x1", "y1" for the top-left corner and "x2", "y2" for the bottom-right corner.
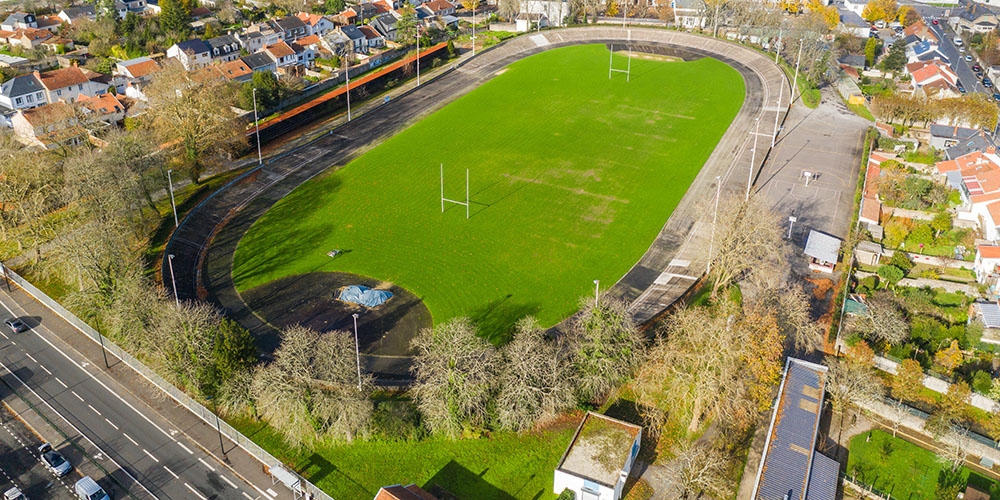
[
  {"x1": 792, "y1": 39, "x2": 803, "y2": 103},
  {"x1": 707, "y1": 175, "x2": 721, "y2": 275}
]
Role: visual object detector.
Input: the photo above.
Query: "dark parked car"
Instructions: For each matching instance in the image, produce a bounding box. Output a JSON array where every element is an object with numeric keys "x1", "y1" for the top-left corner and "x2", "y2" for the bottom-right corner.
[
  {"x1": 977, "y1": 71, "x2": 984, "y2": 79},
  {"x1": 986, "y1": 80, "x2": 994, "y2": 88},
  {"x1": 4, "y1": 318, "x2": 26, "y2": 333},
  {"x1": 959, "y1": 84, "x2": 967, "y2": 93},
  {"x1": 992, "y1": 93, "x2": 1000, "y2": 101},
  {"x1": 933, "y1": 19, "x2": 939, "y2": 25},
  {"x1": 974, "y1": 63, "x2": 982, "y2": 71}
]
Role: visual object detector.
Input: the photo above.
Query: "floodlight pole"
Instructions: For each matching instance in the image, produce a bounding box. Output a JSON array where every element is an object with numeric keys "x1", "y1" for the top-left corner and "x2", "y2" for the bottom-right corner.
[
  {"x1": 774, "y1": 29, "x2": 781, "y2": 64},
  {"x1": 345, "y1": 60, "x2": 352, "y2": 121},
  {"x1": 746, "y1": 118, "x2": 759, "y2": 201},
  {"x1": 472, "y1": 6, "x2": 476, "y2": 56},
  {"x1": 772, "y1": 83, "x2": 782, "y2": 148},
  {"x1": 416, "y1": 24, "x2": 421, "y2": 87},
  {"x1": 352, "y1": 313, "x2": 362, "y2": 392},
  {"x1": 166, "y1": 169, "x2": 178, "y2": 228},
  {"x1": 167, "y1": 254, "x2": 179, "y2": 308},
  {"x1": 593, "y1": 279, "x2": 600, "y2": 306},
  {"x1": 707, "y1": 175, "x2": 721, "y2": 275},
  {"x1": 252, "y1": 88, "x2": 262, "y2": 165},
  {"x1": 792, "y1": 39, "x2": 803, "y2": 103}
]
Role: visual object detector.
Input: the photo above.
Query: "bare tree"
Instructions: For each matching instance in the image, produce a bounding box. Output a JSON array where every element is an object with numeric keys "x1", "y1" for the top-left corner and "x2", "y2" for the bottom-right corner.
[
  {"x1": 747, "y1": 281, "x2": 821, "y2": 354},
  {"x1": 825, "y1": 356, "x2": 883, "y2": 443},
  {"x1": 569, "y1": 297, "x2": 644, "y2": 404},
  {"x1": 496, "y1": 317, "x2": 577, "y2": 431},
  {"x1": 938, "y1": 426, "x2": 971, "y2": 472},
  {"x1": 410, "y1": 318, "x2": 498, "y2": 437},
  {"x1": 661, "y1": 443, "x2": 733, "y2": 500},
  {"x1": 849, "y1": 292, "x2": 908, "y2": 346},
  {"x1": 707, "y1": 194, "x2": 785, "y2": 298}
]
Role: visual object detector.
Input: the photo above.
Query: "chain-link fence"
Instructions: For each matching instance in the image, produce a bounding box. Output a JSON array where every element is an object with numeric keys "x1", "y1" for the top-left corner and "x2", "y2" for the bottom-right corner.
[{"x1": 0, "y1": 262, "x2": 333, "y2": 500}]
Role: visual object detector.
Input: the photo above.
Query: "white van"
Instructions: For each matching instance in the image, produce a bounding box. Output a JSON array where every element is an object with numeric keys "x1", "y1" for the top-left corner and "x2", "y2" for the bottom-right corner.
[
  {"x1": 955, "y1": 36, "x2": 964, "y2": 46},
  {"x1": 74, "y1": 477, "x2": 110, "y2": 500}
]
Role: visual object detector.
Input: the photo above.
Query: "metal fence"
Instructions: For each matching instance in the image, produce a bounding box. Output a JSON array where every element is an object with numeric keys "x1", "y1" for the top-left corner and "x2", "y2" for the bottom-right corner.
[{"x1": 0, "y1": 263, "x2": 333, "y2": 500}]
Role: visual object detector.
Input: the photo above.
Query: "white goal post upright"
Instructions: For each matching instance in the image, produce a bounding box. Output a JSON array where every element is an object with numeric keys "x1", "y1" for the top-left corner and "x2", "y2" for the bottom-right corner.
[
  {"x1": 440, "y1": 164, "x2": 470, "y2": 219},
  {"x1": 608, "y1": 29, "x2": 632, "y2": 82}
]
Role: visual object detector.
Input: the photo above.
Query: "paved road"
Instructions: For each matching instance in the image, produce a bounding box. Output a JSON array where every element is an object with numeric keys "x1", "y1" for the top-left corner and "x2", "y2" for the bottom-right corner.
[{"x1": 0, "y1": 285, "x2": 276, "y2": 500}]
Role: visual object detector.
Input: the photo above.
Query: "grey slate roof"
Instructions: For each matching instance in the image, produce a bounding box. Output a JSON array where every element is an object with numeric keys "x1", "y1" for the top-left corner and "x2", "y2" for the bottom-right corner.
[
  {"x1": 273, "y1": 15, "x2": 306, "y2": 31},
  {"x1": 754, "y1": 358, "x2": 829, "y2": 500},
  {"x1": 340, "y1": 24, "x2": 365, "y2": 41},
  {"x1": 241, "y1": 52, "x2": 274, "y2": 69},
  {"x1": 946, "y1": 132, "x2": 996, "y2": 159},
  {"x1": 206, "y1": 34, "x2": 239, "y2": 50},
  {"x1": 174, "y1": 38, "x2": 211, "y2": 54},
  {"x1": 0, "y1": 73, "x2": 43, "y2": 99},
  {"x1": 976, "y1": 302, "x2": 1000, "y2": 329},
  {"x1": 838, "y1": 54, "x2": 866, "y2": 68},
  {"x1": 62, "y1": 5, "x2": 96, "y2": 18},
  {"x1": 804, "y1": 230, "x2": 841, "y2": 264},
  {"x1": 839, "y1": 9, "x2": 866, "y2": 27},
  {"x1": 931, "y1": 123, "x2": 980, "y2": 139}
]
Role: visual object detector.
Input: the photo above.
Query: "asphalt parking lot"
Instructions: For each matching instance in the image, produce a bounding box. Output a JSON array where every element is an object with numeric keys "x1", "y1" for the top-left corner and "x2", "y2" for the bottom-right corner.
[{"x1": 0, "y1": 401, "x2": 75, "y2": 500}]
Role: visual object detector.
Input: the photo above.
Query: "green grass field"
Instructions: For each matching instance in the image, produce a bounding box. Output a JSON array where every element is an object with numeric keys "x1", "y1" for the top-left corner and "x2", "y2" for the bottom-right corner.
[
  {"x1": 848, "y1": 429, "x2": 999, "y2": 499},
  {"x1": 233, "y1": 44, "x2": 745, "y2": 341}
]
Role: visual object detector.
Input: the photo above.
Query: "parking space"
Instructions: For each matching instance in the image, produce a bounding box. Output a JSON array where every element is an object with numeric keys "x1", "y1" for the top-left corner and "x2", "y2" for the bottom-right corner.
[{"x1": 0, "y1": 402, "x2": 75, "y2": 500}]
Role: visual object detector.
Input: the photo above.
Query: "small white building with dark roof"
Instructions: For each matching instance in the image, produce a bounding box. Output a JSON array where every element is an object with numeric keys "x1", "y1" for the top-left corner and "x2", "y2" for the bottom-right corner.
[{"x1": 553, "y1": 412, "x2": 641, "y2": 500}]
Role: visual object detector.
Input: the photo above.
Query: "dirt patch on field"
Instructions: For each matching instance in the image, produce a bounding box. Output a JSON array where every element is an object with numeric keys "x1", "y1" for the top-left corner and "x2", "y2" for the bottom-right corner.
[{"x1": 239, "y1": 272, "x2": 431, "y2": 357}]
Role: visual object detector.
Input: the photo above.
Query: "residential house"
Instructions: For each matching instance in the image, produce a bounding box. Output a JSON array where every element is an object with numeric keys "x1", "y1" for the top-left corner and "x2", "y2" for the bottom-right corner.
[
  {"x1": 515, "y1": 12, "x2": 547, "y2": 31},
  {"x1": 2, "y1": 12, "x2": 36, "y2": 31},
  {"x1": 77, "y1": 93, "x2": 125, "y2": 124},
  {"x1": 671, "y1": 0, "x2": 707, "y2": 29},
  {"x1": 331, "y1": 9, "x2": 357, "y2": 25},
  {"x1": 350, "y1": 3, "x2": 380, "y2": 24},
  {"x1": 750, "y1": 358, "x2": 837, "y2": 500},
  {"x1": 975, "y1": 245, "x2": 1000, "y2": 284},
  {"x1": 956, "y1": 3, "x2": 998, "y2": 33},
  {"x1": 421, "y1": 0, "x2": 456, "y2": 16},
  {"x1": 553, "y1": 412, "x2": 641, "y2": 500},
  {"x1": 930, "y1": 124, "x2": 988, "y2": 151},
  {"x1": 290, "y1": 35, "x2": 320, "y2": 66},
  {"x1": 906, "y1": 40, "x2": 949, "y2": 64},
  {"x1": 273, "y1": 15, "x2": 308, "y2": 42},
  {"x1": 5, "y1": 28, "x2": 54, "y2": 50},
  {"x1": 40, "y1": 36, "x2": 74, "y2": 53},
  {"x1": 121, "y1": 0, "x2": 147, "y2": 13},
  {"x1": 34, "y1": 15, "x2": 61, "y2": 33},
  {"x1": 904, "y1": 19, "x2": 939, "y2": 43},
  {"x1": 167, "y1": 39, "x2": 213, "y2": 70},
  {"x1": 114, "y1": 56, "x2": 161, "y2": 85},
  {"x1": 58, "y1": 5, "x2": 96, "y2": 24},
  {"x1": 0, "y1": 73, "x2": 46, "y2": 116},
  {"x1": 358, "y1": 26, "x2": 385, "y2": 51},
  {"x1": 370, "y1": 13, "x2": 399, "y2": 41},
  {"x1": 339, "y1": 24, "x2": 366, "y2": 53},
  {"x1": 906, "y1": 59, "x2": 960, "y2": 98},
  {"x1": 372, "y1": 484, "x2": 437, "y2": 500},
  {"x1": 190, "y1": 6, "x2": 213, "y2": 19},
  {"x1": 37, "y1": 67, "x2": 102, "y2": 103},
  {"x1": 239, "y1": 30, "x2": 280, "y2": 53},
  {"x1": 935, "y1": 149, "x2": 1000, "y2": 239},
  {"x1": 838, "y1": 9, "x2": 869, "y2": 37},
  {"x1": 842, "y1": 0, "x2": 870, "y2": 17},
  {"x1": 838, "y1": 53, "x2": 866, "y2": 69},
  {"x1": 110, "y1": 1, "x2": 128, "y2": 19},
  {"x1": 297, "y1": 12, "x2": 334, "y2": 36},
  {"x1": 804, "y1": 230, "x2": 841, "y2": 273},
  {"x1": 207, "y1": 34, "x2": 241, "y2": 63},
  {"x1": 321, "y1": 30, "x2": 353, "y2": 58},
  {"x1": 261, "y1": 41, "x2": 297, "y2": 68},
  {"x1": 859, "y1": 151, "x2": 890, "y2": 228},
  {"x1": 217, "y1": 58, "x2": 253, "y2": 82},
  {"x1": 241, "y1": 52, "x2": 277, "y2": 74},
  {"x1": 11, "y1": 101, "x2": 88, "y2": 149},
  {"x1": 143, "y1": 0, "x2": 162, "y2": 15}
]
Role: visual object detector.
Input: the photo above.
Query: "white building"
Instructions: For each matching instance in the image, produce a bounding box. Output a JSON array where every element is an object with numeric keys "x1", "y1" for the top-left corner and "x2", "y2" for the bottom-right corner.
[{"x1": 553, "y1": 412, "x2": 641, "y2": 500}]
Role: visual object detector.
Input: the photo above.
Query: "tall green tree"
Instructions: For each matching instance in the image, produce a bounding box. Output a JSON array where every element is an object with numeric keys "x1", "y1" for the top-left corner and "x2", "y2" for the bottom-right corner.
[
  {"x1": 864, "y1": 36, "x2": 878, "y2": 67},
  {"x1": 239, "y1": 71, "x2": 279, "y2": 110},
  {"x1": 160, "y1": 0, "x2": 192, "y2": 36}
]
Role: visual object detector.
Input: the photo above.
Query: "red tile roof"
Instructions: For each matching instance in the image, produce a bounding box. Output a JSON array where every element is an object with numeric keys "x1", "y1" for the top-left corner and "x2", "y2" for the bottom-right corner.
[
  {"x1": 373, "y1": 485, "x2": 436, "y2": 500},
  {"x1": 264, "y1": 40, "x2": 295, "y2": 59},
  {"x1": 979, "y1": 245, "x2": 1000, "y2": 259},
  {"x1": 38, "y1": 66, "x2": 89, "y2": 90},
  {"x1": 359, "y1": 25, "x2": 380, "y2": 39},
  {"x1": 78, "y1": 93, "x2": 123, "y2": 115},
  {"x1": 218, "y1": 58, "x2": 252, "y2": 79},
  {"x1": 122, "y1": 59, "x2": 161, "y2": 78},
  {"x1": 19, "y1": 101, "x2": 75, "y2": 127},
  {"x1": 425, "y1": 0, "x2": 454, "y2": 12}
]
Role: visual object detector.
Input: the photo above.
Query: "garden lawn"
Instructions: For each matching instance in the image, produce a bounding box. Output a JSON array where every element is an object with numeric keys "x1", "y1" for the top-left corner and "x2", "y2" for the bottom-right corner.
[
  {"x1": 847, "y1": 429, "x2": 999, "y2": 499},
  {"x1": 233, "y1": 44, "x2": 744, "y2": 341},
  {"x1": 229, "y1": 415, "x2": 580, "y2": 500}
]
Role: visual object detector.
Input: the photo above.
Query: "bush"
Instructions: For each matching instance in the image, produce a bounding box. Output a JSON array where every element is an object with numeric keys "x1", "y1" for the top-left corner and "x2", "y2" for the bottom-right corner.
[
  {"x1": 557, "y1": 489, "x2": 576, "y2": 500},
  {"x1": 856, "y1": 275, "x2": 880, "y2": 294},
  {"x1": 371, "y1": 399, "x2": 426, "y2": 441},
  {"x1": 972, "y1": 370, "x2": 992, "y2": 394},
  {"x1": 889, "y1": 251, "x2": 915, "y2": 273},
  {"x1": 878, "y1": 265, "x2": 905, "y2": 287}
]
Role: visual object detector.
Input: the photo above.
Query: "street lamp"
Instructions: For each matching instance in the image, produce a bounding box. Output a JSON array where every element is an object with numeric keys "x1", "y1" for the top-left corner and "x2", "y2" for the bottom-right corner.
[
  {"x1": 593, "y1": 279, "x2": 600, "y2": 306},
  {"x1": 747, "y1": 118, "x2": 759, "y2": 201},
  {"x1": 167, "y1": 254, "x2": 179, "y2": 308},
  {"x1": 166, "y1": 169, "x2": 178, "y2": 228},
  {"x1": 252, "y1": 88, "x2": 262, "y2": 166},
  {"x1": 345, "y1": 59, "x2": 352, "y2": 121},
  {"x1": 416, "y1": 24, "x2": 421, "y2": 87},
  {"x1": 352, "y1": 313, "x2": 362, "y2": 392},
  {"x1": 707, "y1": 175, "x2": 721, "y2": 275},
  {"x1": 471, "y1": 5, "x2": 476, "y2": 56},
  {"x1": 792, "y1": 39, "x2": 803, "y2": 103},
  {"x1": 772, "y1": 85, "x2": 782, "y2": 148}
]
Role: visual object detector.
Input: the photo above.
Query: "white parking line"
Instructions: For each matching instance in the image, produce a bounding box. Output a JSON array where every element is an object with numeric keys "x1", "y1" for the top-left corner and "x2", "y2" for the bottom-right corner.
[
  {"x1": 54, "y1": 377, "x2": 66, "y2": 388},
  {"x1": 184, "y1": 483, "x2": 208, "y2": 500},
  {"x1": 163, "y1": 466, "x2": 178, "y2": 479},
  {"x1": 122, "y1": 433, "x2": 138, "y2": 446},
  {"x1": 242, "y1": 492, "x2": 254, "y2": 500},
  {"x1": 197, "y1": 457, "x2": 215, "y2": 471},
  {"x1": 39, "y1": 364, "x2": 51, "y2": 375},
  {"x1": 70, "y1": 391, "x2": 83, "y2": 402},
  {"x1": 177, "y1": 442, "x2": 193, "y2": 454},
  {"x1": 87, "y1": 404, "x2": 101, "y2": 416},
  {"x1": 104, "y1": 418, "x2": 118, "y2": 430},
  {"x1": 220, "y1": 474, "x2": 238, "y2": 489},
  {"x1": 142, "y1": 449, "x2": 159, "y2": 463},
  {"x1": 24, "y1": 353, "x2": 36, "y2": 363}
]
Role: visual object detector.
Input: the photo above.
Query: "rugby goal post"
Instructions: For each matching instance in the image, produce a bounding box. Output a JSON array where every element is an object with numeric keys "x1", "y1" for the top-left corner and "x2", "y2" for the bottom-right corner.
[
  {"x1": 440, "y1": 164, "x2": 470, "y2": 219},
  {"x1": 609, "y1": 29, "x2": 632, "y2": 82}
]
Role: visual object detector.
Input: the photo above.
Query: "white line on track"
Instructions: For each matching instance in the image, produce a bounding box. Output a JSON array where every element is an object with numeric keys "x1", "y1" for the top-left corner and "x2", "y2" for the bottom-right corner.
[
  {"x1": 54, "y1": 377, "x2": 66, "y2": 388},
  {"x1": 24, "y1": 353, "x2": 36, "y2": 363},
  {"x1": 104, "y1": 418, "x2": 118, "y2": 430},
  {"x1": 184, "y1": 483, "x2": 208, "y2": 500},
  {"x1": 39, "y1": 364, "x2": 51, "y2": 375},
  {"x1": 70, "y1": 391, "x2": 83, "y2": 402},
  {"x1": 242, "y1": 492, "x2": 254, "y2": 500},
  {"x1": 87, "y1": 404, "x2": 101, "y2": 416},
  {"x1": 142, "y1": 449, "x2": 159, "y2": 463},
  {"x1": 163, "y1": 466, "x2": 178, "y2": 479},
  {"x1": 122, "y1": 433, "x2": 139, "y2": 446},
  {"x1": 197, "y1": 457, "x2": 215, "y2": 471},
  {"x1": 220, "y1": 474, "x2": 238, "y2": 489},
  {"x1": 177, "y1": 442, "x2": 193, "y2": 454}
]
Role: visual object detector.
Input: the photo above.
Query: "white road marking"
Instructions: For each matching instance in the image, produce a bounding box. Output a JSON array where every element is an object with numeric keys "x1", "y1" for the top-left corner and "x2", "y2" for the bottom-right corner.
[
  {"x1": 184, "y1": 483, "x2": 208, "y2": 500},
  {"x1": 88, "y1": 404, "x2": 101, "y2": 416},
  {"x1": 71, "y1": 391, "x2": 83, "y2": 402},
  {"x1": 104, "y1": 418, "x2": 118, "y2": 430},
  {"x1": 54, "y1": 377, "x2": 66, "y2": 388},
  {"x1": 197, "y1": 457, "x2": 215, "y2": 471},
  {"x1": 177, "y1": 442, "x2": 193, "y2": 454},
  {"x1": 220, "y1": 475, "x2": 238, "y2": 489},
  {"x1": 163, "y1": 466, "x2": 178, "y2": 479},
  {"x1": 266, "y1": 488, "x2": 278, "y2": 498},
  {"x1": 39, "y1": 364, "x2": 51, "y2": 375},
  {"x1": 142, "y1": 449, "x2": 159, "y2": 463},
  {"x1": 122, "y1": 433, "x2": 138, "y2": 446},
  {"x1": 242, "y1": 492, "x2": 254, "y2": 500},
  {"x1": 0, "y1": 332, "x2": 7, "y2": 339},
  {"x1": 24, "y1": 353, "x2": 36, "y2": 363}
]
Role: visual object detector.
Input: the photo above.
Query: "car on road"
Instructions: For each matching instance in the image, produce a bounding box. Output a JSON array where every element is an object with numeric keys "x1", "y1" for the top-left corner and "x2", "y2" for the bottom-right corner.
[
  {"x1": 3, "y1": 319, "x2": 26, "y2": 333},
  {"x1": 977, "y1": 71, "x2": 984, "y2": 79},
  {"x1": 966, "y1": 55, "x2": 974, "y2": 62},
  {"x1": 3, "y1": 488, "x2": 25, "y2": 500},
  {"x1": 74, "y1": 477, "x2": 109, "y2": 500},
  {"x1": 38, "y1": 443, "x2": 71, "y2": 477},
  {"x1": 959, "y1": 83, "x2": 967, "y2": 93},
  {"x1": 986, "y1": 80, "x2": 994, "y2": 88},
  {"x1": 955, "y1": 36, "x2": 964, "y2": 46},
  {"x1": 933, "y1": 19, "x2": 939, "y2": 24},
  {"x1": 974, "y1": 63, "x2": 982, "y2": 71},
  {"x1": 992, "y1": 93, "x2": 1000, "y2": 101}
]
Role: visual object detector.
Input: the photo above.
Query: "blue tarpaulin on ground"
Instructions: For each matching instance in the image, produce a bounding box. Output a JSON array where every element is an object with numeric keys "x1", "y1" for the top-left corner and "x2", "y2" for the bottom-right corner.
[{"x1": 339, "y1": 285, "x2": 393, "y2": 308}]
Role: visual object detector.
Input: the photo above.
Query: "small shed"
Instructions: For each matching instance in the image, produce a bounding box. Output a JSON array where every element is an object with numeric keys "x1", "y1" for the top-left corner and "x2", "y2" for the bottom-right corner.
[
  {"x1": 855, "y1": 241, "x2": 883, "y2": 267},
  {"x1": 973, "y1": 302, "x2": 1000, "y2": 329},
  {"x1": 553, "y1": 412, "x2": 641, "y2": 500},
  {"x1": 805, "y1": 230, "x2": 842, "y2": 273}
]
